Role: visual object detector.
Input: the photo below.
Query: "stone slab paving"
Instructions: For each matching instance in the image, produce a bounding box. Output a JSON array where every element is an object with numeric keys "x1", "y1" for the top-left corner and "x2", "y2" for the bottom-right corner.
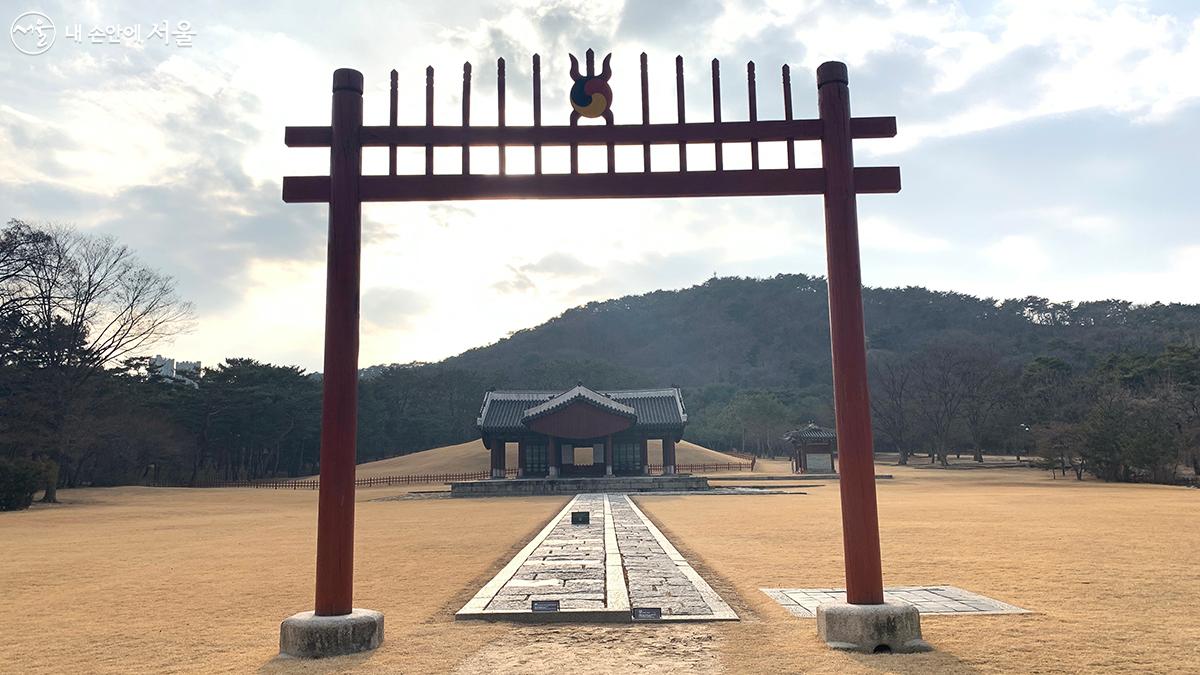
[
  {"x1": 612, "y1": 496, "x2": 737, "y2": 621},
  {"x1": 486, "y1": 494, "x2": 609, "y2": 612},
  {"x1": 457, "y1": 493, "x2": 736, "y2": 622},
  {"x1": 762, "y1": 586, "x2": 1029, "y2": 619}
]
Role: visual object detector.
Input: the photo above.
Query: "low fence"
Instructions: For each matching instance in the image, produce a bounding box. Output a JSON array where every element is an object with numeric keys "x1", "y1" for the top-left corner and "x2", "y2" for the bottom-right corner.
[
  {"x1": 178, "y1": 468, "x2": 522, "y2": 490},
  {"x1": 171, "y1": 462, "x2": 753, "y2": 490},
  {"x1": 647, "y1": 461, "x2": 754, "y2": 475}
]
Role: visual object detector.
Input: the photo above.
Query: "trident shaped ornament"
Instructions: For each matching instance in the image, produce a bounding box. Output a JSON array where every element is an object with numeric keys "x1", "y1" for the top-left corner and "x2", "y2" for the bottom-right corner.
[{"x1": 569, "y1": 49, "x2": 613, "y2": 122}]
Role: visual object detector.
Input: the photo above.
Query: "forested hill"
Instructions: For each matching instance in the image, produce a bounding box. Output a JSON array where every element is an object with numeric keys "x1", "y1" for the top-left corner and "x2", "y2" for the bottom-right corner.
[
  {"x1": 10, "y1": 220, "x2": 1197, "y2": 497},
  {"x1": 443, "y1": 274, "x2": 1200, "y2": 391},
  {"x1": 353, "y1": 273, "x2": 1200, "y2": 463}
]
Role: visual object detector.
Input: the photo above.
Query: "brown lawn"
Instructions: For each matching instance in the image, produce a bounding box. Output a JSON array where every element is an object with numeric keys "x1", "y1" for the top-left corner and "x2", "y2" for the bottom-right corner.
[
  {"x1": 1, "y1": 463, "x2": 1197, "y2": 673},
  {"x1": 351, "y1": 438, "x2": 739, "y2": 478}
]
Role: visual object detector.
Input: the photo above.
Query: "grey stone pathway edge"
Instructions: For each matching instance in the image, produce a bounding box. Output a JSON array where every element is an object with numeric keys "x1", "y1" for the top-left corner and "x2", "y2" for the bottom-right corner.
[
  {"x1": 456, "y1": 493, "x2": 737, "y2": 622},
  {"x1": 763, "y1": 586, "x2": 1030, "y2": 619}
]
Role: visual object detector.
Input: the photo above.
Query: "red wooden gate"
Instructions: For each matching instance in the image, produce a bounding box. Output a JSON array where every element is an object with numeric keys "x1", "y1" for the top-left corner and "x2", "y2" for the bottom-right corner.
[{"x1": 283, "y1": 50, "x2": 898, "y2": 616}]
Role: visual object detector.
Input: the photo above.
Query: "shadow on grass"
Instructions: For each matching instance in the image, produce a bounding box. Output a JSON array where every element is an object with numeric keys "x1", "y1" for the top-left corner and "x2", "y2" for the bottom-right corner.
[
  {"x1": 841, "y1": 646, "x2": 980, "y2": 674},
  {"x1": 258, "y1": 650, "x2": 379, "y2": 673}
]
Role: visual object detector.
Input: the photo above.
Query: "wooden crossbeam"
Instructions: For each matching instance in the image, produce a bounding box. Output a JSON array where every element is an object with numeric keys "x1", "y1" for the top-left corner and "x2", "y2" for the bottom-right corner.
[
  {"x1": 282, "y1": 166, "x2": 900, "y2": 203},
  {"x1": 283, "y1": 116, "x2": 896, "y2": 148}
]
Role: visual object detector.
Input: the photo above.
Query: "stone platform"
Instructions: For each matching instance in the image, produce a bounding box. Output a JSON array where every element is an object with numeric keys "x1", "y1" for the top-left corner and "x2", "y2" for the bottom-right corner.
[
  {"x1": 450, "y1": 475, "x2": 710, "y2": 497},
  {"x1": 762, "y1": 586, "x2": 1029, "y2": 618},
  {"x1": 457, "y1": 494, "x2": 737, "y2": 622}
]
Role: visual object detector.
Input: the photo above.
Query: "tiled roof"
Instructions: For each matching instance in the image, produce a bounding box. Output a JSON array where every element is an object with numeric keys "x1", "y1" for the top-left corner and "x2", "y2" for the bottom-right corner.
[
  {"x1": 478, "y1": 386, "x2": 688, "y2": 433},
  {"x1": 784, "y1": 423, "x2": 836, "y2": 442},
  {"x1": 522, "y1": 385, "x2": 637, "y2": 422}
]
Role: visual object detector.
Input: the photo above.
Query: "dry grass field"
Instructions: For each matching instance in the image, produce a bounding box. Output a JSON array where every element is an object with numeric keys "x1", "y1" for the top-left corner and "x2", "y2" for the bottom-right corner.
[
  {"x1": 2, "y1": 460, "x2": 1197, "y2": 674},
  {"x1": 351, "y1": 438, "x2": 739, "y2": 477}
]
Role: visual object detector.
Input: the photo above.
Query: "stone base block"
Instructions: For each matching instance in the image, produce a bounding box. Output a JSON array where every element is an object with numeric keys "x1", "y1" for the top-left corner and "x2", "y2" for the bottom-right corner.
[
  {"x1": 279, "y1": 608, "x2": 384, "y2": 658},
  {"x1": 816, "y1": 601, "x2": 931, "y2": 654}
]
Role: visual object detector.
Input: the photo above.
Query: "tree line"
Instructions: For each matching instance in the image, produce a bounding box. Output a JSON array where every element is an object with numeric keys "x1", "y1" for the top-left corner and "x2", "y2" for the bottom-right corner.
[{"x1": 4, "y1": 220, "x2": 1199, "y2": 509}]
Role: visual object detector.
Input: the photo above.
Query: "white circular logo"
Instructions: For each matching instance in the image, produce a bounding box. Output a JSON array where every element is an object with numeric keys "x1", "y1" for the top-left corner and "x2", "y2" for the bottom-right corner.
[{"x1": 10, "y1": 11, "x2": 55, "y2": 55}]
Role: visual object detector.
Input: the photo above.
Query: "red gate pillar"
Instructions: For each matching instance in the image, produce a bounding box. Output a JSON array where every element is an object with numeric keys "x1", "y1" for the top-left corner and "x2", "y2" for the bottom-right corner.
[
  {"x1": 281, "y1": 68, "x2": 382, "y2": 659},
  {"x1": 315, "y1": 68, "x2": 365, "y2": 617},
  {"x1": 817, "y1": 61, "x2": 885, "y2": 606}
]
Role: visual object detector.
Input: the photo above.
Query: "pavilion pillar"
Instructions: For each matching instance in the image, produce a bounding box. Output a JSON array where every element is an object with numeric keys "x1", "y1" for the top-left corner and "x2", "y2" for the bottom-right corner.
[
  {"x1": 605, "y1": 435, "x2": 613, "y2": 476},
  {"x1": 640, "y1": 438, "x2": 649, "y2": 475},
  {"x1": 491, "y1": 439, "x2": 505, "y2": 479},
  {"x1": 548, "y1": 436, "x2": 560, "y2": 478},
  {"x1": 517, "y1": 439, "x2": 526, "y2": 478},
  {"x1": 663, "y1": 437, "x2": 676, "y2": 475}
]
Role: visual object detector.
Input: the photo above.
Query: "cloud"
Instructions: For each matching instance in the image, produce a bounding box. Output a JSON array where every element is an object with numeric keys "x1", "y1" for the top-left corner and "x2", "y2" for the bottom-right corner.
[
  {"x1": 618, "y1": 0, "x2": 725, "y2": 47},
  {"x1": 566, "y1": 248, "x2": 725, "y2": 300},
  {"x1": 983, "y1": 234, "x2": 1050, "y2": 276},
  {"x1": 428, "y1": 204, "x2": 475, "y2": 228},
  {"x1": 1028, "y1": 207, "x2": 1119, "y2": 236},
  {"x1": 520, "y1": 252, "x2": 595, "y2": 276},
  {"x1": 493, "y1": 265, "x2": 537, "y2": 293},
  {"x1": 860, "y1": 217, "x2": 950, "y2": 254},
  {"x1": 361, "y1": 287, "x2": 430, "y2": 330}
]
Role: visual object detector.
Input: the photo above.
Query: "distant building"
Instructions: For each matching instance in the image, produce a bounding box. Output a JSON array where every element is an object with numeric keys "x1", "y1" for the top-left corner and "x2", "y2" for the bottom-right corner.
[
  {"x1": 150, "y1": 355, "x2": 201, "y2": 388},
  {"x1": 150, "y1": 355, "x2": 176, "y2": 378},
  {"x1": 477, "y1": 384, "x2": 688, "y2": 479},
  {"x1": 783, "y1": 423, "x2": 838, "y2": 474}
]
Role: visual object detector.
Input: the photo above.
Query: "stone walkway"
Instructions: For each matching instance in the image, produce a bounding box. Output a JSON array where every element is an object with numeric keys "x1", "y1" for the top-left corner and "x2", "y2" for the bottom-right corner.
[
  {"x1": 485, "y1": 494, "x2": 609, "y2": 612},
  {"x1": 762, "y1": 586, "x2": 1029, "y2": 618},
  {"x1": 457, "y1": 494, "x2": 736, "y2": 622}
]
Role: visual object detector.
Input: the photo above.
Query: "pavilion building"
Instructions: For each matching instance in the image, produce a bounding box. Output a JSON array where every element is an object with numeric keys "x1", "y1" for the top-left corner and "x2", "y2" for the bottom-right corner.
[
  {"x1": 783, "y1": 423, "x2": 838, "y2": 474},
  {"x1": 477, "y1": 385, "x2": 688, "y2": 479}
]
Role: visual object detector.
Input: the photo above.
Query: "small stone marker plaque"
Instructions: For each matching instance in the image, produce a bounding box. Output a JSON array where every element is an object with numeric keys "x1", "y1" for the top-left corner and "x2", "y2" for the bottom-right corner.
[
  {"x1": 632, "y1": 607, "x2": 662, "y2": 621},
  {"x1": 571, "y1": 511, "x2": 590, "y2": 525},
  {"x1": 531, "y1": 599, "x2": 560, "y2": 613}
]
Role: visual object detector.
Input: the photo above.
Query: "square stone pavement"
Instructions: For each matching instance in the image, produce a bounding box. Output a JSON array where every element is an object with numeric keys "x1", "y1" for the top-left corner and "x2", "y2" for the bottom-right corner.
[{"x1": 761, "y1": 586, "x2": 1029, "y2": 618}]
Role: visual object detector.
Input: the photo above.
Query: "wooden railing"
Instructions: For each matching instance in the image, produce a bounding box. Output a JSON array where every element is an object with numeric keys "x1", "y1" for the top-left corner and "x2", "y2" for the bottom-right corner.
[
  {"x1": 163, "y1": 463, "x2": 754, "y2": 489},
  {"x1": 173, "y1": 468, "x2": 523, "y2": 490},
  {"x1": 647, "y1": 462, "x2": 754, "y2": 475}
]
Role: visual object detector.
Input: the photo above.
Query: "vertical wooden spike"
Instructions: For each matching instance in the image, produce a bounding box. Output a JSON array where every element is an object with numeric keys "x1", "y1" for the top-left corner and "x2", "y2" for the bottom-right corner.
[
  {"x1": 389, "y1": 69, "x2": 398, "y2": 176},
  {"x1": 586, "y1": 48, "x2": 595, "y2": 76},
  {"x1": 640, "y1": 52, "x2": 650, "y2": 173},
  {"x1": 748, "y1": 61, "x2": 759, "y2": 170},
  {"x1": 570, "y1": 117, "x2": 579, "y2": 175},
  {"x1": 607, "y1": 116, "x2": 615, "y2": 174},
  {"x1": 461, "y1": 62, "x2": 471, "y2": 175},
  {"x1": 532, "y1": 54, "x2": 542, "y2": 175},
  {"x1": 425, "y1": 66, "x2": 434, "y2": 175},
  {"x1": 711, "y1": 58, "x2": 723, "y2": 171},
  {"x1": 676, "y1": 55, "x2": 686, "y2": 171},
  {"x1": 782, "y1": 64, "x2": 795, "y2": 170},
  {"x1": 497, "y1": 57, "x2": 506, "y2": 176}
]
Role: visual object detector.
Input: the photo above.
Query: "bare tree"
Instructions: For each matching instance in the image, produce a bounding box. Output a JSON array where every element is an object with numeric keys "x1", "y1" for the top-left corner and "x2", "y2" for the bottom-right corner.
[
  {"x1": 0, "y1": 219, "x2": 52, "y2": 319},
  {"x1": 912, "y1": 339, "x2": 969, "y2": 466},
  {"x1": 869, "y1": 350, "x2": 915, "y2": 465},
  {"x1": 16, "y1": 223, "x2": 193, "y2": 501},
  {"x1": 958, "y1": 346, "x2": 1017, "y2": 462}
]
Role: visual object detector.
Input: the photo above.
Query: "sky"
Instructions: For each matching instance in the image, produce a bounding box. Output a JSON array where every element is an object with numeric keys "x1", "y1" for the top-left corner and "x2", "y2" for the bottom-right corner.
[{"x1": 2, "y1": 0, "x2": 1199, "y2": 372}]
